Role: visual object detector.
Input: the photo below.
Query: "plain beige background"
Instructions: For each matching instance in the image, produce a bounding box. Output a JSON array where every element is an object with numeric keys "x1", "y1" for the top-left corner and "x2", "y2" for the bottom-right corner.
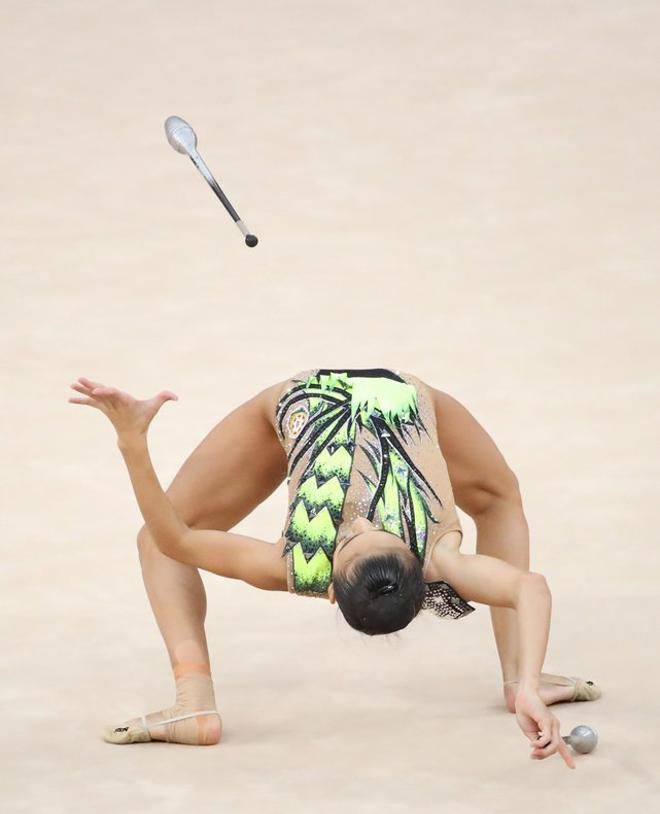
[{"x1": 2, "y1": 1, "x2": 659, "y2": 812}]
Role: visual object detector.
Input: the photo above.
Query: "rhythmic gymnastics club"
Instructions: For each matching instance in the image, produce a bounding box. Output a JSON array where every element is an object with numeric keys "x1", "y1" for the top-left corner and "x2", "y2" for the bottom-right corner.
[
  {"x1": 562, "y1": 724, "x2": 598, "y2": 754},
  {"x1": 164, "y1": 115, "x2": 258, "y2": 248}
]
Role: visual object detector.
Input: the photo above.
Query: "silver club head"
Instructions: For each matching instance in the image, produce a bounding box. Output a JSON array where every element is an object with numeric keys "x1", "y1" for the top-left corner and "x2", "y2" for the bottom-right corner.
[
  {"x1": 563, "y1": 724, "x2": 598, "y2": 754},
  {"x1": 163, "y1": 115, "x2": 259, "y2": 247},
  {"x1": 164, "y1": 116, "x2": 198, "y2": 157}
]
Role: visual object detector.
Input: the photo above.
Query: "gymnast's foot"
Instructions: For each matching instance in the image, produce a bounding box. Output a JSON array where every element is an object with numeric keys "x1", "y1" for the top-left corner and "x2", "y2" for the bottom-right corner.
[
  {"x1": 102, "y1": 662, "x2": 222, "y2": 745},
  {"x1": 503, "y1": 671, "x2": 602, "y2": 713}
]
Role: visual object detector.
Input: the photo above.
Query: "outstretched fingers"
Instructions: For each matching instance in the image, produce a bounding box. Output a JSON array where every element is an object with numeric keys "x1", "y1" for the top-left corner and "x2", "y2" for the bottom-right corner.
[
  {"x1": 78, "y1": 376, "x2": 105, "y2": 389},
  {"x1": 68, "y1": 395, "x2": 99, "y2": 407},
  {"x1": 68, "y1": 377, "x2": 114, "y2": 411}
]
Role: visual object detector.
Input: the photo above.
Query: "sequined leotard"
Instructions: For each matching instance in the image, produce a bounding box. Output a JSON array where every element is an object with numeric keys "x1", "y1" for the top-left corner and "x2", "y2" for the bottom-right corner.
[{"x1": 274, "y1": 368, "x2": 475, "y2": 620}]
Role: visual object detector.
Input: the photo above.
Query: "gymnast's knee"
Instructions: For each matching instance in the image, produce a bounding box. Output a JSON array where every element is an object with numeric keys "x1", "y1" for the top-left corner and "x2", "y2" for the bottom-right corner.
[
  {"x1": 136, "y1": 525, "x2": 159, "y2": 558},
  {"x1": 461, "y1": 469, "x2": 521, "y2": 517},
  {"x1": 498, "y1": 468, "x2": 522, "y2": 502},
  {"x1": 486, "y1": 467, "x2": 521, "y2": 504}
]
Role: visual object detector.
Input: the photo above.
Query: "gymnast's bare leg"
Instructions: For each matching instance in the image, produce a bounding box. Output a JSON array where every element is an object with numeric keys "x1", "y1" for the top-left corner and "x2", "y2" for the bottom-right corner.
[
  {"x1": 430, "y1": 388, "x2": 600, "y2": 712},
  {"x1": 106, "y1": 384, "x2": 287, "y2": 744}
]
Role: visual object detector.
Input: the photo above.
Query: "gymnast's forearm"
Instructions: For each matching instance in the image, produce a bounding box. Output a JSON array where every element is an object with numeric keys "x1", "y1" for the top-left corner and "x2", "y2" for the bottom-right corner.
[
  {"x1": 117, "y1": 433, "x2": 189, "y2": 556},
  {"x1": 514, "y1": 574, "x2": 552, "y2": 692}
]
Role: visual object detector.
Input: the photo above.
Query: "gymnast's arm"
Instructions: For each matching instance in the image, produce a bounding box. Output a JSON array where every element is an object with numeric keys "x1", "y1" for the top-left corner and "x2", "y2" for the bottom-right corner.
[
  {"x1": 176, "y1": 527, "x2": 285, "y2": 591},
  {"x1": 117, "y1": 433, "x2": 284, "y2": 591},
  {"x1": 431, "y1": 544, "x2": 552, "y2": 689}
]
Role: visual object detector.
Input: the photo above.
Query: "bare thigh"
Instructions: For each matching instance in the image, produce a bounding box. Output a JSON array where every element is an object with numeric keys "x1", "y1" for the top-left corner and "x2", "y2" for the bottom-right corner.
[
  {"x1": 147, "y1": 383, "x2": 288, "y2": 533},
  {"x1": 429, "y1": 387, "x2": 521, "y2": 517}
]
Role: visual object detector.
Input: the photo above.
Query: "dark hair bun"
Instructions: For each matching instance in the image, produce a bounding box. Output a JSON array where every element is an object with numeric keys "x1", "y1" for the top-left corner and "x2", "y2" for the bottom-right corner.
[{"x1": 332, "y1": 550, "x2": 426, "y2": 634}]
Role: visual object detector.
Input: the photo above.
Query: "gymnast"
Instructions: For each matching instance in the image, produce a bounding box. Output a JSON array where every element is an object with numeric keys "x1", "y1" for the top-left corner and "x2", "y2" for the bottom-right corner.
[{"x1": 68, "y1": 367, "x2": 600, "y2": 767}]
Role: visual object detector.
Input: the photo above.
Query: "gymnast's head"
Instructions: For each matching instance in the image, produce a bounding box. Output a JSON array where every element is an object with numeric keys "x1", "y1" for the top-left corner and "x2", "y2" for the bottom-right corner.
[{"x1": 328, "y1": 517, "x2": 426, "y2": 635}]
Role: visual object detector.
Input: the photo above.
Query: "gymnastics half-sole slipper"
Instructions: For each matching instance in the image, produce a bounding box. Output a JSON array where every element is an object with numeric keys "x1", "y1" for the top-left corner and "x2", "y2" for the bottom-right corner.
[
  {"x1": 102, "y1": 715, "x2": 152, "y2": 744},
  {"x1": 102, "y1": 709, "x2": 220, "y2": 744},
  {"x1": 566, "y1": 676, "x2": 602, "y2": 702},
  {"x1": 502, "y1": 675, "x2": 602, "y2": 703}
]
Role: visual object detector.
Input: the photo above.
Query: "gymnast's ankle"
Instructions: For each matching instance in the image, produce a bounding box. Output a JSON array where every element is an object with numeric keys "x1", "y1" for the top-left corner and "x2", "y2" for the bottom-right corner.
[{"x1": 103, "y1": 661, "x2": 222, "y2": 745}]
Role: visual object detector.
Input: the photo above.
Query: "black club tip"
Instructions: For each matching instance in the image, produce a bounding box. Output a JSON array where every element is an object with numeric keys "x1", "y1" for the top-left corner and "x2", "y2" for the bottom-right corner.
[{"x1": 245, "y1": 234, "x2": 258, "y2": 247}]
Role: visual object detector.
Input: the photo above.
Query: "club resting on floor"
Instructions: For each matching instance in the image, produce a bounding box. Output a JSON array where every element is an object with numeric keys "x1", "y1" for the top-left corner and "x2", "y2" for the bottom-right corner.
[{"x1": 562, "y1": 724, "x2": 598, "y2": 754}]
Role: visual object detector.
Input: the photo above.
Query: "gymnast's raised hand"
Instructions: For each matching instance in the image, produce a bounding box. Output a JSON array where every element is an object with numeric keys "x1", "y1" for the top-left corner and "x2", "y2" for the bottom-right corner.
[{"x1": 68, "y1": 376, "x2": 178, "y2": 439}]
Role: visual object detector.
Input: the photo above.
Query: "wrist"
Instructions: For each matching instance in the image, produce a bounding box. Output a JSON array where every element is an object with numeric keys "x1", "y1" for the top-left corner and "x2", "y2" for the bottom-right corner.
[
  {"x1": 516, "y1": 677, "x2": 540, "y2": 696},
  {"x1": 117, "y1": 432, "x2": 147, "y2": 451}
]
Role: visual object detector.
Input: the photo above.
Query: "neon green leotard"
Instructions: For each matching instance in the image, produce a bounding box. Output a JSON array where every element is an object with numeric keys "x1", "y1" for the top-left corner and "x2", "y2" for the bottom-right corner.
[{"x1": 274, "y1": 367, "x2": 475, "y2": 620}]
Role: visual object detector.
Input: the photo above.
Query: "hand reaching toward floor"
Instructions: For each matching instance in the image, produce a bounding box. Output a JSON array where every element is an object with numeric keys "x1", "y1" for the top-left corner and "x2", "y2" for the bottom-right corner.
[
  {"x1": 515, "y1": 688, "x2": 576, "y2": 769},
  {"x1": 68, "y1": 376, "x2": 178, "y2": 440}
]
